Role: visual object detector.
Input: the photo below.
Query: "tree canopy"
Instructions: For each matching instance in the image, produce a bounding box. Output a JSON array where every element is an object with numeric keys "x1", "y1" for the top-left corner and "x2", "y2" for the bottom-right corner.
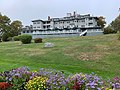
[
  {"x1": 0, "y1": 13, "x2": 22, "y2": 41},
  {"x1": 97, "y1": 16, "x2": 106, "y2": 29},
  {"x1": 104, "y1": 15, "x2": 120, "y2": 34}
]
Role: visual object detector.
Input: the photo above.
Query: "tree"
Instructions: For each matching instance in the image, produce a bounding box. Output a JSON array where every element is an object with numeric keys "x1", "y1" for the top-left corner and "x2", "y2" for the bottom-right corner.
[
  {"x1": 97, "y1": 16, "x2": 106, "y2": 29},
  {"x1": 0, "y1": 13, "x2": 22, "y2": 41},
  {"x1": 10, "y1": 20, "x2": 22, "y2": 36},
  {"x1": 110, "y1": 15, "x2": 120, "y2": 31},
  {"x1": 0, "y1": 13, "x2": 11, "y2": 38},
  {"x1": 104, "y1": 15, "x2": 120, "y2": 34}
]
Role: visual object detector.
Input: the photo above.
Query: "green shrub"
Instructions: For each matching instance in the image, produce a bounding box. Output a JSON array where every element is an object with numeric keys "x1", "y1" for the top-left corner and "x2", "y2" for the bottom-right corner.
[
  {"x1": 7, "y1": 37, "x2": 13, "y2": 41},
  {"x1": 2, "y1": 33, "x2": 9, "y2": 42},
  {"x1": 13, "y1": 36, "x2": 20, "y2": 41},
  {"x1": 19, "y1": 34, "x2": 32, "y2": 44},
  {"x1": 103, "y1": 27, "x2": 117, "y2": 34},
  {"x1": 34, "y1": 38, "x2": 42, "y2": 43}
]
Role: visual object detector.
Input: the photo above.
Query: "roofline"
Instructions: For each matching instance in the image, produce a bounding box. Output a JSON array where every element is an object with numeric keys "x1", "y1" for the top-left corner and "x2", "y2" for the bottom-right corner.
[{"x1": 31, "y1": 19, "x2": 43, "y2": 22}]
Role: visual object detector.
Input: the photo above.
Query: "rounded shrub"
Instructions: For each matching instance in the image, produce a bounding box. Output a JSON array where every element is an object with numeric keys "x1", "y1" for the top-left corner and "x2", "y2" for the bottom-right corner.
[
  {"x1": 34, "y1": 38, "x2": 42, "y2": 43},
  {"x1": 19, "y1": 34, "x2": 32, "y2": 44},
  {"x1": 13, "y1": 36, "x2": 20, "y2": 41}
]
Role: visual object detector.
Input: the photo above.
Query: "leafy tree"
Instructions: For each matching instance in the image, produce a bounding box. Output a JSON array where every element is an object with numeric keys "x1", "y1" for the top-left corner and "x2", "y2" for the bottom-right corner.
[
  {"x1": 0, "y1": 13, "x2": 22, "y2": 41},
  {"x1": 10, "y1": 20, "x2": 22, "y2": 36},
  {"x1": 104, "y1": 15, "x2": 120, "y2": 34},
  {"x1": 110, "y1": 15, "x2": 120, "y2": 31},
  {"x1": 97, "y1": 16, "x2": 106, "y2": 29},
  {"x1": 0, "y1": 13, "x2": 11, "y2": 38}
]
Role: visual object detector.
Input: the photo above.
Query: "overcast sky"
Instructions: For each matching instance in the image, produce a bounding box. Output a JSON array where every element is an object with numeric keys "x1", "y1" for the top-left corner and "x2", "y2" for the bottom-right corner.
[{"x1": 0, "y1": 0, "x2": 120, "y2": 26}]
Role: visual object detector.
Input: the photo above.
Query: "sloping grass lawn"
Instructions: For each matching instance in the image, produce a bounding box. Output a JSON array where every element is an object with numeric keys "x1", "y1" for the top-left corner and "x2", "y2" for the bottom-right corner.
[{"x1": 0, "y1": 34, "x2": 120, "y2": 78}]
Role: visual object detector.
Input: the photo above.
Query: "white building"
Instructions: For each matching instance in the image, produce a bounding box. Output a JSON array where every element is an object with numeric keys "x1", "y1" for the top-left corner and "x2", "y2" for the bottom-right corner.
[{"x1": 22, "y1": 12, "x2": 103, "y2": 38}]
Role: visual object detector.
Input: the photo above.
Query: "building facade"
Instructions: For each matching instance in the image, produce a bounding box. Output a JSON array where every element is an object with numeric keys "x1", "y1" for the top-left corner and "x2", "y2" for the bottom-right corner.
[{"x1": 22, "y1": 12, "x2": 103, "y2": 38}]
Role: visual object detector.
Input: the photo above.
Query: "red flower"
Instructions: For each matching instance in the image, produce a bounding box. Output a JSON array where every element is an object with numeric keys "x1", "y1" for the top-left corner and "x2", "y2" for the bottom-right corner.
[
  {"x1": 72, "y1": 78, "x2": 81, "y2": 90},
  {"x1": 0, "y1": 82, "x2": 12, "y2": 90}
]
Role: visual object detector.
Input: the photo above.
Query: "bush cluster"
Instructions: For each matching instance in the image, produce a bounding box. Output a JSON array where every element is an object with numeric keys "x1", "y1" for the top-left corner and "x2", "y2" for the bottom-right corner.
[
  {"x1": 19, "y1": 34, "x2": 32, "y2": 44},
  {"x1": 103, "y1": 27, "x2": 117, "y2": 34},
  {"x1": 0, "y1": 67, "x2": 120, "y2": 90},
  {"x1": 13, "y1": 36, "x2": 20, "y2": 41},
  {"x1": 34, "y1": 38, "x2": 42, "y2": 43}
]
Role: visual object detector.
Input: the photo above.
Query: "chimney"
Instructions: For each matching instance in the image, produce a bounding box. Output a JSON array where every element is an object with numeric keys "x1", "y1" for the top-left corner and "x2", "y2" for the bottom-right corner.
[{"x1": 48, "y1": 16, "x2": 50, "y2": 20}]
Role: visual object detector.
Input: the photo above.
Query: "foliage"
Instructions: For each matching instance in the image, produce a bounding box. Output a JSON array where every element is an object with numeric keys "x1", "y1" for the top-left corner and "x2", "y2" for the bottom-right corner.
[
  {"x1": 0, "y1": 14, "x2": 11, "y2": 36},
  {"x1": 67, "y1": 73, "x2": 104, "y2": 90},
  {"x1": 110, "y1": 15, "x2": 120, "y2": 32},
  {"x1": 13, "y1": 36, "x2": 20, "y2": 41},
  {"x1": 0, "y1": 82, "x2": 12, "y2": 90},
  {"x1": 1, "y1": 67, "x2": 120, "y2": 90},
  {"x1": 25, "y1": 76, "x2": 48, "y2": 90},
  {"x1": 1, "y1": 33, "x2": 9, "y2": 41},
  {"x1": 7, "y1": 37, "x2": 13, "y2": 41},
  {"x1": 37, "y1": 68, "x2": 67, "y2": 89},
  {"x1": 104, "y1": 26, "x2": 117, "y2": 34},
  {"x1": 104, "y1": 15, "x2": 120, "y2": 34},
  {"x1": 0, "y1": 38, "x2": 2, "y2": 42},
  {"x1": 34, "y1": 38, "x2": 42, "y2": 43},
  {"x1": 10, "y1": 20, "x2": 22, "y2": 36},
  {"x1": 0, "y1": 67, "x2": 33, "y2": 90},
  {"x1": 97, "y1": 16, "x2": 106, "y2": 29},
  {"x1": 19, "y1": 34, "x2": 32, "y2": 44},
  {"x1": 0, "y1": 13, "x2": 22, "y2": 40},
  {"x1": 0, "y1": 13, "x2": 11, "y2": 41},
  {"x1": 117, "y1": 31, "x2": 120, "y2": 40}
]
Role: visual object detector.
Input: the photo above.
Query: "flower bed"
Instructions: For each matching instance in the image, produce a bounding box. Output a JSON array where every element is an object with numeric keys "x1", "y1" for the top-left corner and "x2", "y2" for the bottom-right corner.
[{"x1": 0, "y1": 67, "x2": 120, "y2": 90}]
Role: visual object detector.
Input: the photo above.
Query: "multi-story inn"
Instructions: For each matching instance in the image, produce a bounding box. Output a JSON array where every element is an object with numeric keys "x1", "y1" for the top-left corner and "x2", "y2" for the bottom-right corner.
[{"x1": 22, "y1": 12, "x2": 103, "y2": 38}]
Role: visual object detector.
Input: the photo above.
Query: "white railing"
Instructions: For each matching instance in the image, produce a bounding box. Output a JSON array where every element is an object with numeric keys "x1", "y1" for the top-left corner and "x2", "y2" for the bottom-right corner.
[{"x1": 33, "y1": 30, "x2": 79, "y2": 35}]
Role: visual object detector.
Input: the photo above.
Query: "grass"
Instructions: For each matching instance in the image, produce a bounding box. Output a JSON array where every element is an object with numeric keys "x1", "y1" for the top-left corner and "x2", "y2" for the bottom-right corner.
[{"x1": 0, "y1": 34, "x2": 120, "y2": 78}]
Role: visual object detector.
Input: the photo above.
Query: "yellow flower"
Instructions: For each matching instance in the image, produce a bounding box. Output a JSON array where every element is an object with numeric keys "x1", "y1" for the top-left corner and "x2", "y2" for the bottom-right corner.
[{"x1": 25, "y1": 76, "x2": 48, "y2": 90}]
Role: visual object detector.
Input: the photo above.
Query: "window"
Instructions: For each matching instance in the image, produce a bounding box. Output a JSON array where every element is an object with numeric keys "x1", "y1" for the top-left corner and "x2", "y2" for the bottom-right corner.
[
  {"x1": 33, "y1": 22, "x2": 36, "y2": 24},
  {"x1": 81, "y1": 25, "x2": 85, "y2": 27},
  {"x1": 37, "y1": 22, "x2": 40, "y2": 24},
  {"x1": 88, "y1": 23, "x2": 93, "y2": 26},
  {"x1": 27, "y1": 31, "x2": 29, "y2": 33},
  {"x1": 37, "y1": 27, "x2": 40, "y2": 28},
  {"x1": 89, "y1": 18, "x2": 92, "y2": 20},
  {"x1": 67, "y1": 21, "x2": 70, "y2": 23},
  {"x1": 34, "y1": 27, "x2": 36, "y2": 28},
  {"x1": 81, "y1": 20, "x2": 85, "y2": 22},
  {"x1": 23, "y1": 31, "x2": 25, "y2": 33},
  {"x1": 74, "y1": 20, "x2": 77, "y2": 22}
]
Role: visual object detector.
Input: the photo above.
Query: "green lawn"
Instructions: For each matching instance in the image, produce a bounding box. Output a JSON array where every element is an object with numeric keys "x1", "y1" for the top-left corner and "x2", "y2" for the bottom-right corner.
[{"x1": 0, "y1": 34, "x2": 120, "y2": 78}]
